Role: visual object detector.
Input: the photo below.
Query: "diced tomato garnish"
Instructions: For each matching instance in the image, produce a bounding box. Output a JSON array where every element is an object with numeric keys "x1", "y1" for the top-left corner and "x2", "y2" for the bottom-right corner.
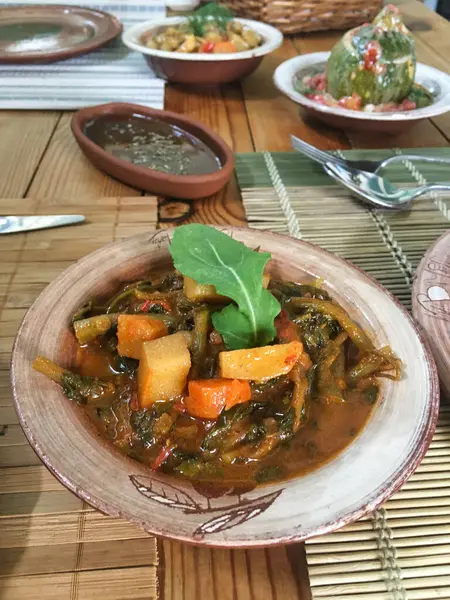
[
  {"x1": 338, "y1": 93, "x2": 362, "y2": 111},
  {"x1": 173, "y1": 399, "x2": 187, "y2": 413},
  {"x1": 399, "y1": 98, "x2": 416, "y2": 111},
  {"x1": 284, "y1": 354, "x2": 298, "y2": 366},
  {"x1": 307, "y1": 93, "x2": 328, "y2": 105},
  {"x1": 200, "y1": 41, "x2": 215, "y2": 53},
  {"x1": 141, "y1": 299, "x2": 171, "y2": 313},
  {"x1": 130, "y1": 392, "x2": 139, "y2": 411},
  {"x1": 309, "y1": 73, "x2": 327, "y2": 91},
  {"x1": 364, "y1": 41, "x2": 381, "y2": 70},
  {"x1": 151, "y1": 442, "x2": 175, "y2": 471},
  {"x1": 209, "y1": 329, "x2": 223, "y2": 345},
  {"x1": 385, "y1": 3, "x2": 398, "y2": 13}
]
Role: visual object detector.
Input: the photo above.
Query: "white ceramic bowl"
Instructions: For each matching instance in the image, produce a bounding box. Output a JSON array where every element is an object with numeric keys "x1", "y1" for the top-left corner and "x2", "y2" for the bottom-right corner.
[
  {"x1": 12, "y1": 228, "x2": 439, "y2": 547},
  {"x1": 274, "y1": 52, "x2": 450, "y2": 134},
  {"x1": 122, "y1": 16, "x2": 283, "y2": 85}
]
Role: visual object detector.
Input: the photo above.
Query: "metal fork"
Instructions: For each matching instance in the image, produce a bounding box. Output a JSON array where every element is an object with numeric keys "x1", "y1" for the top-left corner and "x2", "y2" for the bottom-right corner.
[{"x1": 291, "y1": 135, "x2": 450, "y2": 174}]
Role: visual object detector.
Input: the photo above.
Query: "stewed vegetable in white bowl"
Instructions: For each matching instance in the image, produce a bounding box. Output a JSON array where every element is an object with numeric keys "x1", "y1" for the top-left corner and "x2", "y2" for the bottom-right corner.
[{"x1": 122, "y1": 3, "x2": 283, "y2": 85}]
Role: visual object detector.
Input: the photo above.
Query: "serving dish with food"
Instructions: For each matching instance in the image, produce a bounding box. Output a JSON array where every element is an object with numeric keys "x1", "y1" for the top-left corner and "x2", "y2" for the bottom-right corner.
[
  {"x1": 71, "y1": 102, "x2": 234, "y2": 199},
  {"x1": 122, "y1": 3, "x2": 283, "y2": 85},
  {"x1": 274, "y1": 5, "x2": 450, "y2": 133},
  {"x1": 413, "y1": 231, "x2": 450, "y2": 401},
  {"x1": 0, "y1": 4, "x2": 122, "y2": 64},
  {"x1": 12, "y1": 226, "x2": 439, "y2": 546}
]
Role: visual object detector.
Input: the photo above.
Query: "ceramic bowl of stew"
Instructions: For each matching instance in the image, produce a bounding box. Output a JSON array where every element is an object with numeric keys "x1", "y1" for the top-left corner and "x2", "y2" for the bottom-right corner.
[
  {"x1": 11, "y1": 227, "x2": 439, "y2": 547},
  {"x1": 122, "y1": 17, "x2": 283, "y2": 85},
  {"x1": 71, "y1": 102, "x2": 234, "y2": 199}
]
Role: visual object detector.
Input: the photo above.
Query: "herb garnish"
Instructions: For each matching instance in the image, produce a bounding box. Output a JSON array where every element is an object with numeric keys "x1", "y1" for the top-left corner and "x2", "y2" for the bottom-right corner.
[
  {"x1": 188, "y1": 2, "x2": 233, "y2": 37},
  {"x1": 170, "y1": 224, "x2": 281, "y2": 349}
]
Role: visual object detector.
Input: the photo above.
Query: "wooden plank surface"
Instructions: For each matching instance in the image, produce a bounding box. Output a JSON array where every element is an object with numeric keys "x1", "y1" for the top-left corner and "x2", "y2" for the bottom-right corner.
[{"x1": 0, "y1": 1, "x2": 449, "y2": 599}]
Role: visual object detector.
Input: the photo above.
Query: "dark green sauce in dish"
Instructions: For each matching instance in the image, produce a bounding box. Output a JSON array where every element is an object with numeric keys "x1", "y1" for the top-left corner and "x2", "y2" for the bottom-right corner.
[{"x1": 84, "y1": 115, "x2": 222, "y2": 176}]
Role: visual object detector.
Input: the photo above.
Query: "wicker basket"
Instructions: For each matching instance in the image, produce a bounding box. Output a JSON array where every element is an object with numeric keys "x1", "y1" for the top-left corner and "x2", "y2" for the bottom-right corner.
[{"x1": 223, "y1": 0, "x2": 383, "y2": 34}]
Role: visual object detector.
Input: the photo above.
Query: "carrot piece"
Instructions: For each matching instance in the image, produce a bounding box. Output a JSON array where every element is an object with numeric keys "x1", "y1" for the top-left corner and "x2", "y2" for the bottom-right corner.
[
  {"x1": 213, "y1": 41, "x2": 237, "y2": 53},
  {"x1": 185, "y1": 379, "x2": 251, "y2": 419},
  {"x1": 117, "y1": 314, "x2": 168, "y2": 359}
]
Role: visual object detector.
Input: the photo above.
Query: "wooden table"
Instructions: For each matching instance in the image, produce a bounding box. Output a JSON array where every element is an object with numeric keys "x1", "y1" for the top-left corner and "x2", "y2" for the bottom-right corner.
[{"x1": 0, "y1": 0, "x2": 449, "y2": 598}]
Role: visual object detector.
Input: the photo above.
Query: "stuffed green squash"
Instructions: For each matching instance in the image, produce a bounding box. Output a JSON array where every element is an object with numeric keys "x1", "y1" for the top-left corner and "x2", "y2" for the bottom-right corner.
[{"x1": 296, "y1": 5, "x2": 434, "y2": 113}]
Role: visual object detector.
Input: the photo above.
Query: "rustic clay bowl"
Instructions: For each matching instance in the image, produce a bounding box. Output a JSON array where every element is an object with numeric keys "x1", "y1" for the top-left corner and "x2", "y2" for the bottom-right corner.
[
  {"x1": 274, "y1": 52, "x2": 450, "y2": 135},
  {"x1": 0, "y1": 4, "x2": 122, "y2": 64},
  {"x1": 11, "y1": 228, "x2": 439, "y2": 547},
  {"x1": 71, "y1": 102, "x2": 234, "y2": 199},
  {"x1": 122, "y1": 17, "x2": 283, "y2": 85},
  {"x1": 413, "y1": 231, "x2": 450, "y2": 401}
]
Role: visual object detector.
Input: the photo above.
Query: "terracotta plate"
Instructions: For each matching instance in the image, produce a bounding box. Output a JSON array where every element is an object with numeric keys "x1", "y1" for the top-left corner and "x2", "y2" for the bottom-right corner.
[
  {"x1": 11, "y1": 228, "x2": 439, "y2": 547},
  {"x1": 413, "y1": 231, "x2": 450, "y2": 400},
  {"x1": 0, "y1": 4, "x2": 122, "y2": 64},
  {"x1": 274, "y1": 52, "x2": 450, "y2": 134}
]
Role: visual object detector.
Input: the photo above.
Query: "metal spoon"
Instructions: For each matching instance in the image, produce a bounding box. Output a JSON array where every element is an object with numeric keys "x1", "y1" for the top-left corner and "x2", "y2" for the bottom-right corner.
[
  {"x1": 323, "y1": 162, "x2": 450, "y2": 209},
  {"x1": 291, "y1": 135, "x2": 450, "y2": 175}
]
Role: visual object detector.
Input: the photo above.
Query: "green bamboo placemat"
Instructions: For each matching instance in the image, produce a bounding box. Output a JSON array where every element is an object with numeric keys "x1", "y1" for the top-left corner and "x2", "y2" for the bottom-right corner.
[{"x1": 235, "y1": 148, "x2": 450, "y2": 600}]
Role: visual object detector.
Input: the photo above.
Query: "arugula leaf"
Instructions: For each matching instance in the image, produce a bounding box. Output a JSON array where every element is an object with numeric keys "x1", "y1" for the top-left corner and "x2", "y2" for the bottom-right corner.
[{"x1": 169, "y1": 224, "x2": 281, "y2": 349}]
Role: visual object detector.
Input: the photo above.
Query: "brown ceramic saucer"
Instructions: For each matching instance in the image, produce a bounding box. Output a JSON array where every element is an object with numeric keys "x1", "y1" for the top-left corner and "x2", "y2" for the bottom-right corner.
[
  {"x1": 71, "y1": 102, "x2": 235, "y2": 199},
  {"x1": 0, "y1": 4, "x2": 122, "y2": 64},
  {"x1": 412, "y1": 231, "x2": 450, "y2": 401}
]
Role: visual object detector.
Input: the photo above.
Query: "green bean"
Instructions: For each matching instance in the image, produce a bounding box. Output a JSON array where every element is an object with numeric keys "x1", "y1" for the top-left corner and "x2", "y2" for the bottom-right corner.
[
  {"x1": 106, "y1": 287, "x2": 136, "y2": 313},
  {"x1": 290, "y1": 364, "x2": 308, "y2": 432},
  {"x1": 190, "y1": 306, "x2": 210, "y2": 379},
  {"x1": 288, "y1": 298, "x2": 373, "y2": 352},
  {"x1": 316, "y1": 333, "x2": 348, "y2": 403},
  {"x1": 73, "y1": 314, "x2": 119, "y2": 344},
  {"x1": 347, "y1": 353, "x2": 385, "y2": 383}
]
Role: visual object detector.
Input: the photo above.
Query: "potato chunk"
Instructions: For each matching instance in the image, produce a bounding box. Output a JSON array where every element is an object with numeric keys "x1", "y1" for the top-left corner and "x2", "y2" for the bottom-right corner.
[
  {"x1": 117, "y1": 314, "x2": 168, "y2": 359},
  {"x1": 219, "y1": 341, "x2": 304, "y2": 382},
  {"x1": 138, "y1": 332, "x2": 191, "y2": 408},
  {"x1": 183, "y1": 275, "x2": 227, "y2": 303}
]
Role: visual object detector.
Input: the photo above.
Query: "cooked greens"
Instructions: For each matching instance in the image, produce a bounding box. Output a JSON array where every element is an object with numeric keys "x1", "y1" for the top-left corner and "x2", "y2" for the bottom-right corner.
[{"x1": 33, "y1": 225, "x2": 401, "y2": 488}]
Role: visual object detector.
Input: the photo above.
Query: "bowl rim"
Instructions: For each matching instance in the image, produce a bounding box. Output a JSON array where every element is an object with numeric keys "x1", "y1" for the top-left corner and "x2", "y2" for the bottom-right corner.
[
  {"x1": 10, "y1": 227, "x2": 440, "y2": 548},
  {"x1": 412, "y1": 230, "x2": 450, "y2": 399},
  {"x1": 122, "y1": 16, "x2": 283, "y2": 62},
  {"x1": 70, "y1": 101, "x2": 235, "y2": 186},
  {"x1": 273, "y1": 51, "x2": 450, "y2": 122}
]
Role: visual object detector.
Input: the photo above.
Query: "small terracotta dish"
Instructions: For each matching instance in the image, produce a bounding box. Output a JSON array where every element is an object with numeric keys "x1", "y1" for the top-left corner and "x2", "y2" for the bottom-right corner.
[
  {"x1": 413, "y1": 231, "x2": 450, "y2": 400},
  {"x1": 274, "y1": 52, "x2": 450, "y2": 134},
  {"x1": 11, "y1": 228, "x2": 439, "y2": 547},
  {"x1": 122, "y1": 17, "x2": 283, "y2": 85},
  {"x1": 71, "y1": 102, "x2": 235, "y2": 199},
  {"x1": 0, "y1": 4, "x2": 122, "y2": 64}
]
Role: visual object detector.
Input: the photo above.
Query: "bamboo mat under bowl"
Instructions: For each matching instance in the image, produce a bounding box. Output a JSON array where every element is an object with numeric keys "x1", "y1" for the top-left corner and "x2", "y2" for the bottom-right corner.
[
  {"x1": 0, "y1": 196, "x2": 159, "y2": 599},
  {"x1": 235, "y1": 148, "x2": 450, "y2": 600},
  {"x1": 2, "y1": 149, "x2": 450, "y2": 600}
]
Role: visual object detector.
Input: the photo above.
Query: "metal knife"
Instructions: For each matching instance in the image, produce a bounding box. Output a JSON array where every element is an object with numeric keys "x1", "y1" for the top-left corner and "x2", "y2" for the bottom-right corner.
[{"x1": 0, "y1": 215, "x2": 85, "y2": 234}]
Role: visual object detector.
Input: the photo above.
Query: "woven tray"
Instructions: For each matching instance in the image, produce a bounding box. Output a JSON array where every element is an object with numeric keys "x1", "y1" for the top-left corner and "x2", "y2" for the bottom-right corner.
[
  {"x1": 222, "y1": 0, "x2": 383, "y2": 34},
  {"x1": 235, "y1": 147, "x2": 450, "y2": 599}
]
